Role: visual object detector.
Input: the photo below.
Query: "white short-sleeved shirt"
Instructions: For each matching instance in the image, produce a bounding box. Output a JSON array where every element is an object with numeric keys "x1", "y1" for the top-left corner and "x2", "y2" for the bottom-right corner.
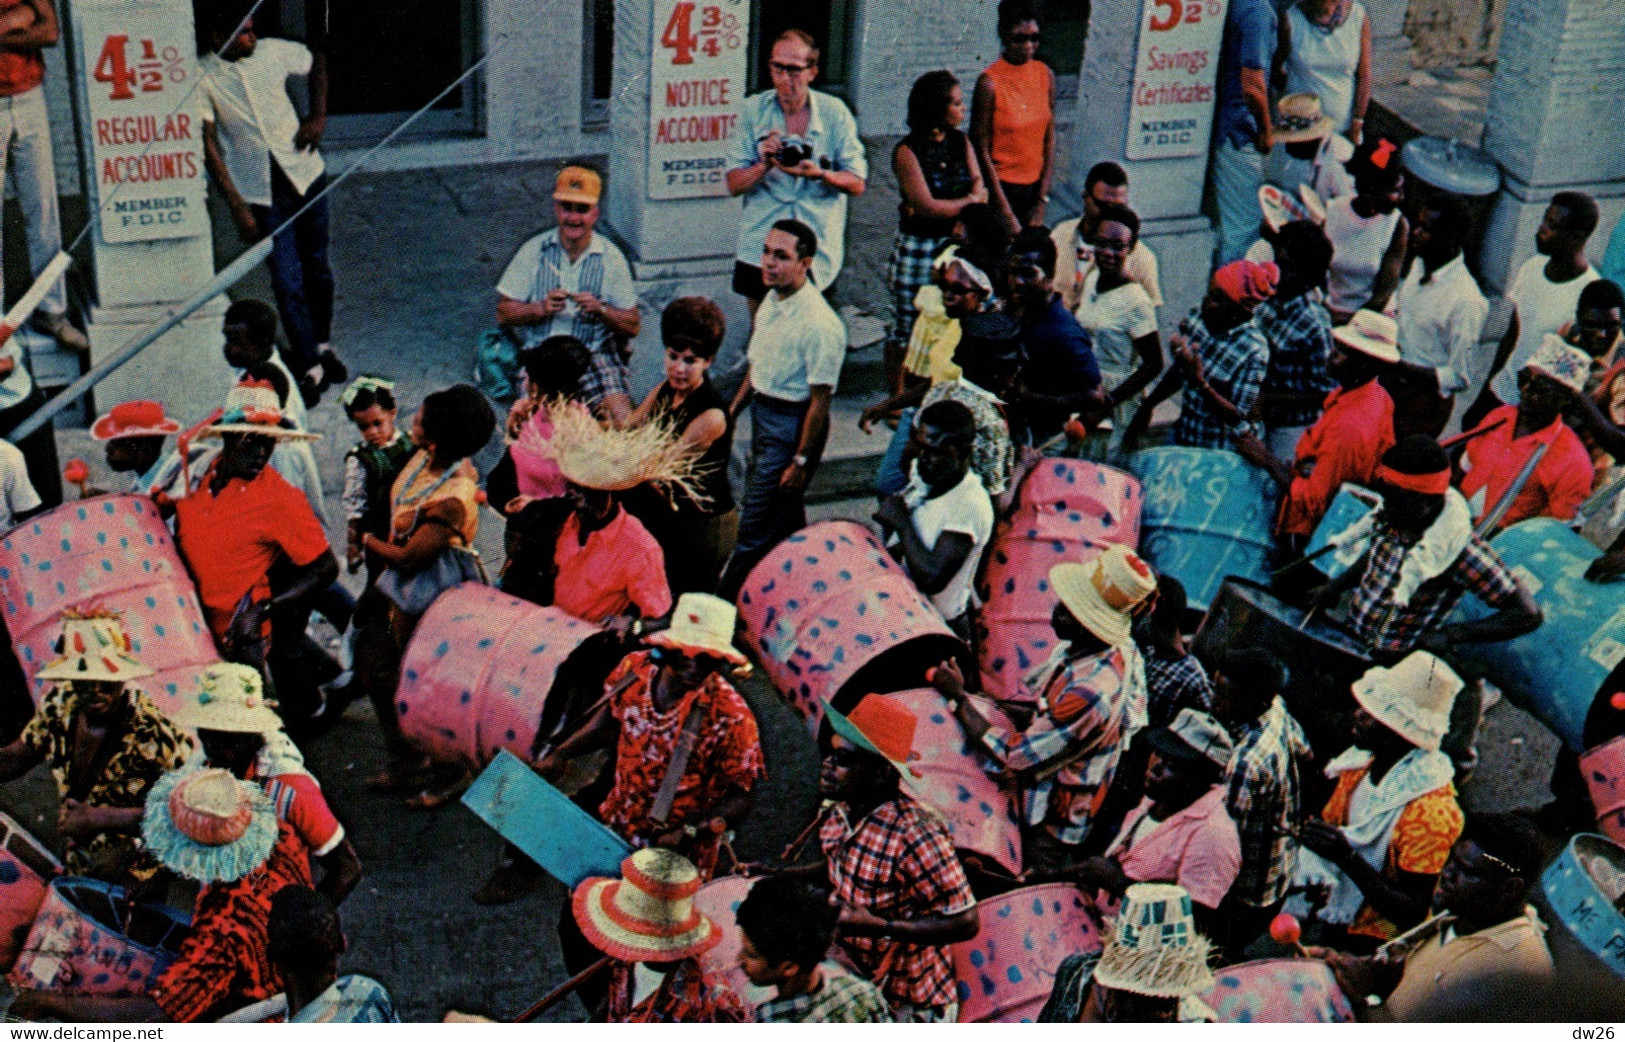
[
  {"x1": 201, "y1": 38, "x2": 325, "y2": 207},
  {"x1": 1074, "y1": 268, "x2": 1159, "y2": 387},
  {"x1": 904, "y1": 467, "x2": 994, "y2": 621},
  {"x1": 1395, "y1": 253, "x2": 1489, "y2": 397},
  {"x1": 1491, "y1": 256, "x2": 1601, "y2": 405},
  {"x1": 0, "y1": 339, "x2": 32, "y2": 412},
  {"x1": 495, "y1": 229, "x2": 637, "y2": 353},
  {"x1": 746, "y1": 280, "x2": 846, "y2": 402},
  {"x1": 0, "y1": 438, "x2": 40, "y2": 528}
]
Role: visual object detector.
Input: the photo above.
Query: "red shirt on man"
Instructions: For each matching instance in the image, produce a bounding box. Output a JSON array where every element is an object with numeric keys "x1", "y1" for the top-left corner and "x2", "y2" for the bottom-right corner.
[
  {"x1": 552, "y1": 508, "x2": 672, "y2": 624},
  {"x1": 1459, "y1": 404, "x2": 1593, "y2": 529},
  {"x1": 0, "y1": 0, "x2": 45, "y2": 96},
  {"x1": 1279, "y1": 380, "x2": 1396, "y2": 537}
]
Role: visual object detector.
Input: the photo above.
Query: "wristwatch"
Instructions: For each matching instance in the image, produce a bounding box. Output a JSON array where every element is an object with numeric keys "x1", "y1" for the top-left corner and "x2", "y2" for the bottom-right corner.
[{"x1": 792, "y1": 453, "x2": 809, "y2": 469}]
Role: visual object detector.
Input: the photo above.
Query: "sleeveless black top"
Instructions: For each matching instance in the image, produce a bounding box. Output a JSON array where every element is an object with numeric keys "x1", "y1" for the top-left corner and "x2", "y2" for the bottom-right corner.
[
  {"x1": 653, "y1": 377, "x2": 734, "y2": 516},
  {"x1": 898, "y1": 128, "x2": 975, "y2": 239}
]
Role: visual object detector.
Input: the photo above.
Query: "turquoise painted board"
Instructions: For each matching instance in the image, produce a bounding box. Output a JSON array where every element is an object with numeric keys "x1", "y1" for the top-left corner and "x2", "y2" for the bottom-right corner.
[{"x1": 461, "y1": 750, "x2": 631, "y2": 889}]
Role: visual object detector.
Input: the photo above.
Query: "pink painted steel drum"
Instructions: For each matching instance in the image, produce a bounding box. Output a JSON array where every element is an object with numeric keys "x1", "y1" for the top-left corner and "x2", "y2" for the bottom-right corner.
[
  {"x1": 1583, "y1": 736, "x2": 1625, "y2": 843},
  {"x1": 950, "y1": 883, "x2": 1102, "y2": 1022},
  {"x1": 977, "y1": 460, "x2": 1141, "y2": 701},
  {"x1": 395, "y1": 583, "x2": 602, "y2": 768},
  {"x1": 692, "y1": 874, "x2": 774, "y2": 1014},
  {"x1": 0, "y1": 495, "x2": 219, "y2": 717},
  {"x1": 0, "y1": 812, "x2": 60, "y2": 972},
  {"x1": 1202, "y1": 958, "x2": 1357, "y2": 1023},
  {"x1": 737, "y1": 522, "x2": 966, "y2": 730},
  {"x1": 9, "y1": 877, "x2": 190, "y2": 996},
  {"x1": 889, "y1": 688, "x2": 1023, "y2": 875}
]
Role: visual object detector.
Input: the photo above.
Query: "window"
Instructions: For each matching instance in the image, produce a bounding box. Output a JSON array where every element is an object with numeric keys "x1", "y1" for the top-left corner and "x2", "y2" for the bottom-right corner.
[
  {"x1": 748, "y1": 0, "x2": 855, "y2": 98},
  {"x1": 583, "y1": 0, "x2": 614, "y2": 127},
  {"x1": 1042, "y1": 1, "x2": 1089, "y2": 100}
]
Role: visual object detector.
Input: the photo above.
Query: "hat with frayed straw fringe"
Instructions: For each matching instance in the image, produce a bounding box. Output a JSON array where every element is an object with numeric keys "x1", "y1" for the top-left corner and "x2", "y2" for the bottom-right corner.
[
  {"x1": 1094, "y1": 883, "x2": 1216, "y2": 1001},
  {"x1": 543, "y1": 398, "x2": 710, "y2": 505},
  {"x1": 143, "y1": 767, "x2": 278, "y2": 884}
]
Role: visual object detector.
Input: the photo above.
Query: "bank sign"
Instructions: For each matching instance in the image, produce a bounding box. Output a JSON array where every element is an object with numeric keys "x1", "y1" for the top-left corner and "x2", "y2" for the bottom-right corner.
[
  {"x1": 648, "y1": 0, "x2": 749, "y2": 200},
  {"x1": 1125, "y1": 0, "x2": 1229, "y2": 162},
  {"x1": 76, "y1": 0, "x2": 208, "y2": 243}
]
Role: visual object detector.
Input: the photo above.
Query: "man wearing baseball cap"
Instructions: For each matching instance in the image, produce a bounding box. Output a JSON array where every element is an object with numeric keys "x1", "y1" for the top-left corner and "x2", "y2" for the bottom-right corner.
[{"x1": 495, "y1": 165, "x2": 642, "y2": 423}]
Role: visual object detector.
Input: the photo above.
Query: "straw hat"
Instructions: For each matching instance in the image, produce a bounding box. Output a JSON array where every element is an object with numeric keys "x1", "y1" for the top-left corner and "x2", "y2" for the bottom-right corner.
[
  {"x1": 546, "y1": 399, "x2": 707, "y2": 502},
  {"x1": 171, "y1": 663, "x2": 283, "y2": 735},
  {"x1": 1333, "y1": 309, "x2": 1402, "y2": 365},
  {"x1": 1351, "y1": 650, "x2": 1463, "y2": 751},
  {"x1": 1274, "y1": 93, "x2": 1335, "y2": 144},
  {"x1": 91, "y1": 400, "x2": 181, "y2": 441},
  {"x1": 646, "y1": 593, "x2": 748, "y2": 666},
  {"x1": 198, "y1": 379, "x2": 320, "y2": 442},
  {"x1": 1050, "y1": 544, "x2": 1158, "y2": 648},
  {"x1": 823, "y1": 694, "x2": 922, "y2": 775},
  {"x1": 1095, "y1": 883, "x2": 1216, "y2": 999},
  {"x1": 142, "y1": 767, "x2": 278, "y2": 884},
  {"x1": 1148, "y1": 708, "x2": 1235, "y2": 770},
  {"x1": 1524, "y1": 333, "x2": 1592, "y2": 394},
  {"x1": 35, "y1": 608, "x2": 153, "y2": 683},
  {"x1": 572, "y1": 848, "x2": 722, "y2": 963}
]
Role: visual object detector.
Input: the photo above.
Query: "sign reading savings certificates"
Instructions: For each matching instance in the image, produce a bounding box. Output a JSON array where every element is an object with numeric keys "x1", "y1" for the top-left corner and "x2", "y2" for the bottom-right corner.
[
  {"x1": 1124, "y1": 0, "x2": 1229, "y2": 161},
  {"x1": 75, "y1": 0, "x2": 208, "y2": 243},
  {"x1": 648, "y1": 0, "x2": 749, "y2": 200}
]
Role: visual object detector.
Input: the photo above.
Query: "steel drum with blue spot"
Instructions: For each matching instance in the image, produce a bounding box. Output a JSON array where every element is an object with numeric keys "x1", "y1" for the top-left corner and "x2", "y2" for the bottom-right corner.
[
  {"x1": 1201, "y1": 958, "x2": 1355, "y2": 1022},
  {"x1": 395, "y1": 583, "x2": 601, "y2": 768},
  {"x1": 692, "y1": 875, "x2": 775, "y2": 1012},
  {"x1": 1126, "y1": 447, "x2": 1279, "y2": 612},
  {"x1": 948, "y1": 883, "x2": 1101, "y2": 1021},
  {"x1": 8, "y1": 877, "x2": 190, "y2": 996},
  {"x1": 0, "y1": 811, "x2": 58, "y2": 973},
  {"x1": 0, "y1": 495, "x2": 218, "y2": 718},
  {"x1": 977, "y1": 458, "x2": 1141, "y2": 701},
  {"x1": 1582, "y1": 736, "x2": 1625, "y2": 844}
]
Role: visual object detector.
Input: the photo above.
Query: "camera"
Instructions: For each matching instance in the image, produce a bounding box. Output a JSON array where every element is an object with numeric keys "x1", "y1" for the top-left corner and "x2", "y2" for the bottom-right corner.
[{"x1": 777, "y1": 137, "x2": 813, "y2": 166}]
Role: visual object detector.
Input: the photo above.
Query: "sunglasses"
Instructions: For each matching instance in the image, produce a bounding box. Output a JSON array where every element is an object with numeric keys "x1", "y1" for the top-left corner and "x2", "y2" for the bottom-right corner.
[
  {"x1": 1010, "y1": 31, "x2": 1040, "y2": 43},
  {"x1": 770, "y1": 61, "x2": 812, "y2": 75},
  {"x1": 557, "y1": 201, "x2": 593, "y2": 214}
]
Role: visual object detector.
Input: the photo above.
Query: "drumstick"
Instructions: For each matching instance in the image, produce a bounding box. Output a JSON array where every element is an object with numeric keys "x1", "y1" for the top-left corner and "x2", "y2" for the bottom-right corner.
[
  {"x1": 1438, "y1": 415, "x2": 1509, "y2": 450},
  {"x1": 510, "y1": 956, "x2": 611, "y2": 1023}
]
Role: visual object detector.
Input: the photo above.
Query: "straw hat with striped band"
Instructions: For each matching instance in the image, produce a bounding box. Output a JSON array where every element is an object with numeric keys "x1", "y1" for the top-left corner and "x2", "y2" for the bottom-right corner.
[
  {"x1": 572, "y1": 848, "x2": 722, "y2": 963},
  {"x1": 1049, "y1": 544, "x2": 1158, "y2": 648}
]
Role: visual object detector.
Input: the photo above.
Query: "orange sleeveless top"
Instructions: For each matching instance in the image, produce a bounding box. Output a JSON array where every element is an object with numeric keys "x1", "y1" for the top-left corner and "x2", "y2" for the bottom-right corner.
[{"x1": 984, "y1": 57, "x2": 1052, "y2": 186}]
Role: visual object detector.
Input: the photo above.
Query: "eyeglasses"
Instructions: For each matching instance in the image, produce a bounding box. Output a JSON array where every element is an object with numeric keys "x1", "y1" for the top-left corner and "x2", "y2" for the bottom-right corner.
[
  {"x1": 557, "y1": 201, "x2": 593, "y2": 214},
  {"x1": 769, "y1": 61, "x2": 812, "y2": 75},
  {"x1": 1010, "y1": 31, "x2": 1040, "y2": 43}
]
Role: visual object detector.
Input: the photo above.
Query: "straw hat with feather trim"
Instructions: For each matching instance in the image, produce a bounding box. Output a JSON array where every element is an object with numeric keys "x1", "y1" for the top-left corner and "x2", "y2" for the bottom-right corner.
[
  {"x1": 572, "y1": 848, "x2": 721, "y2": 963},
  {"x1": 545, "y1": 399, "x2": 707, "y2": 503},
  {"x1": 36, "y1": 608, "x2": 153, "y2": 683},
  {"x1": 199, "y1": 380, "x2": 319, "y2": 442}
]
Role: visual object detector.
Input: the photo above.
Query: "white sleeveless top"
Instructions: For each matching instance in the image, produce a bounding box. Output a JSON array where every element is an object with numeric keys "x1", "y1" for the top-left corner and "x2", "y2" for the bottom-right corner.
[
  {"x1": 1283, "y1": 1, "x2": 1368, "y2": 134},
  {"x1": 1325, "y1": 195, "x2": 1399, "y2": 315}
]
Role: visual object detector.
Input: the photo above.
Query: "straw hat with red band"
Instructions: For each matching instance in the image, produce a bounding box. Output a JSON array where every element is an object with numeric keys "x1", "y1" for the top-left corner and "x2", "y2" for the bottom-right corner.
[
  {"x1": 824, "y1": 693, "x2": 923, "y2": 777},
  {"x1": 572, "y1": 848, "x2": 722, "y2": 963},
  {"x1": 1050, "y1": 543, "x2": 1159, "y2": 648},
  {"x1": 646, "y1": 592, "x2": 748, "y2": 666},
  {"x1": 91, "y1": 400, "x2": 181, "y2": 442}
]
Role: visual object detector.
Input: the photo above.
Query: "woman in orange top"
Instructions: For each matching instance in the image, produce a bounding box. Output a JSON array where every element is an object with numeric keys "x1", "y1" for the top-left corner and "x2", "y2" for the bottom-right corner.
[{"x1": 972, "y1": 0, "x2": 1056, "y2": 237}]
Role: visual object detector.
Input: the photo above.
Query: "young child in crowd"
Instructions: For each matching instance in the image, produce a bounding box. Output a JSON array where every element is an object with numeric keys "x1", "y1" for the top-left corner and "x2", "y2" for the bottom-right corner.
[{"x1": 340, "y1": 378, "x2": 415, "y2": 576}]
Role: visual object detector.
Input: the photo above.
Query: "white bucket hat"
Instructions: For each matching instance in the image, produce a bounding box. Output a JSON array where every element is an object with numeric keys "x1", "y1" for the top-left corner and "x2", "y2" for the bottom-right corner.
[{"x1": 1351, "y1": 651, "x2": 1463, "y2": 751}]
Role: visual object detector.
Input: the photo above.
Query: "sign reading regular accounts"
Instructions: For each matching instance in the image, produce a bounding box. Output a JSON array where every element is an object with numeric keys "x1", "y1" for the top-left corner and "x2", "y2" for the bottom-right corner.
[
  {"x1": 77, "y1": 1, "x2": 207, "y2": 244},
  {"x1": 648, "y1": 0, "x2": 749, "y2": 200},
  {"x1": 1125, "y1": 0, "x2": 1229, "y2": 162}
]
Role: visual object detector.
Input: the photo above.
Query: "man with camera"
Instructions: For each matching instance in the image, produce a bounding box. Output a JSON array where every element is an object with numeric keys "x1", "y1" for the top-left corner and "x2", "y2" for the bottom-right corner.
[{"x1": 726, "y1": 29, "x2": 867, "y2": 314}]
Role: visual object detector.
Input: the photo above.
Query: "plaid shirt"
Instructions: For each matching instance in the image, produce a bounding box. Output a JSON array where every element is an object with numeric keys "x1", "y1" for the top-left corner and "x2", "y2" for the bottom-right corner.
[
  {"x1": 1171, "y1": 311, "x2": 1270, "y2": 451},
  {"x1": 1256, "y1": 291, "x2": 1336, "y2": 429},
  {"x1": 1143, "y1": 650, "x2": 1214, "y2": 730},
  {"x1": 756, "y1": 964, "x2": 894, "y2": 1023},
  {"x1": 604, "y1": 958, "x2": 750, "y2": 1023},
  {"x1": 1346, "y1": 525, "x2": 1522, "y2": 656},
  {"x1": 820, "y1": 797, "x2": 975, "y2": 1010},
  {"x1": 1224, "y1": 697, "x2": 1310, "y2": 907},
  {"x1": 983, "y1": 644, "x2": 1142, "y2": 846}
]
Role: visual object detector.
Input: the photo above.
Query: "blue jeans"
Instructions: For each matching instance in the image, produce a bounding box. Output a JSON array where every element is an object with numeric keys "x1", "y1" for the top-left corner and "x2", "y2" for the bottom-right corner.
[
  {"x1": 0, "y1": 87, "x2": 65, "y2": 317},
  {"x1": 1212, "y1": 138, "x2": 1265, "y2": 266},
  {"x1": 719, "y1": 394, "x2": 811, "y2": 597},
  {"x1": 874, "y1": 407, "x2": 916, "y2": 496},
  {"x1": 252, "y1": 166, "x2": 334, "y2": 373}
]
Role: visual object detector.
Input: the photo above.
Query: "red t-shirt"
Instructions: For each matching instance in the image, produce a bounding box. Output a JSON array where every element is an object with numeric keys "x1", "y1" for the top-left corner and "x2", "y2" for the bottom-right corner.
[
  {"x1": 0, "y1": 0, "x2": 44, "y2": 96},
  {"x1": 174, "y1": 463, "x2": 330, "y2": 640},
  {"x1": 1280, "y1": 380, "x2": 1395, "y2": 537},
  {"x1": 262, "y1": 772, "x2": 344, "y2": 856},
  {"x1": 552, "y1": 508, "x2": 672, "y2": 624},
  {"x1": 1459, "y1": 404, "x2": 1594, "y2": 529}
]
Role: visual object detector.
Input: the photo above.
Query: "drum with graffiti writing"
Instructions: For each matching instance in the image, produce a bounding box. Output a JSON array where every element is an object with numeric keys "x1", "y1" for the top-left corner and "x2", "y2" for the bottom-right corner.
[
  {"x1": 8, "y1": 877, "x2": 190, "y2": 996},
  {"x1": 977, "y1": 459, "x2": 1141, "y2": 701},
  {"x1": 1201, "y1": 958, "x2": 1356, "y2": 1022},
  {"x1": 950, "y1": 884, "x2": 1102, "y2": 1022},
  {"x1": 1542, "y1": 833, "x2": 1625, "y2": 982},
  {"x1": 1583, "y1": 737, "x2": 1625, "y2": 843}
]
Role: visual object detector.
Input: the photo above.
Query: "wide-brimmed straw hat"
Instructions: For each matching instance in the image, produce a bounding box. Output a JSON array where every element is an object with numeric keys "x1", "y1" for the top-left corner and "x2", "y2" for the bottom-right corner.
[
  {"x1": 199, "y1": 379, "x2": 319, "y2": 442},
  {"x1": 1095, "y1": 883, "x2": 1216, "y2": 1000},
  {"x1": 1351, "y1": 650, "x2": 1462, "y2": 751},
  {"x1": 142, "y1": 767, "x2": 278, "y2": 884},
  {"x1": 35, "y1": 609, "x2": 153, "y2": 683},
  {"x1": 572, "y1": 848, "x2": 722, "y2": 963},
  {"x1": 546, "y1": 400, "x2": 705, "y2": 502},
  {"x1": 171, "y1": 663, "x2": 284, "y2": 735},
  {"x1": 91, "y1": 400, "x2": 181, "y2": 441},
  {"x1": 1050, "y1": 544, "x2": 1158, "y2": 648},
  {"x1": 646, "y1": 593, "x2": 748, "y2": 666},
  {"x1": 1273, "y1": 92, "x2": 1336, "y2": 144},
  {"x1": 1333, "y1": 309, "x2": 1402, "y2": 364},
  {"x1": 823, "y1": 694, "x2": 922, "y2": 776}
]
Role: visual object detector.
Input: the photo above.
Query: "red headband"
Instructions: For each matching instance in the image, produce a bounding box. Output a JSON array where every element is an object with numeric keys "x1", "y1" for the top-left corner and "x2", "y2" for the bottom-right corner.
[{"x1": 1375, "y1": 465, "x2": 1450, "y2": 496}]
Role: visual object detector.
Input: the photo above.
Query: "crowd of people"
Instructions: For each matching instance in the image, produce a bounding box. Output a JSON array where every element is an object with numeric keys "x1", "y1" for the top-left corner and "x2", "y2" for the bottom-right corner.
[{"x1": 0, "y1": 0, "x2": 1621, "y2": 1026}]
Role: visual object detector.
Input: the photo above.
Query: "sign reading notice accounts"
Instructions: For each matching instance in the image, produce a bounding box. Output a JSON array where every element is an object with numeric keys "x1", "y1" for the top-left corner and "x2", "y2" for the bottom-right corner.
[
  {"x1": 1125, "y1": 0, "x2": 1229, "y2": 162},
  {"x1": 77, "y1": 0, "x2": 208, "y2": 243},
  {"x1": 648, "y1": 0, "x2": 749, "y2": 200}
]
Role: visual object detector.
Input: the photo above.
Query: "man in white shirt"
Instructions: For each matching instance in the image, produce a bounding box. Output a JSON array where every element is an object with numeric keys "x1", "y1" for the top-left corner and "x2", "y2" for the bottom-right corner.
[
  {"x1": 1471, "y1": 191, "x2": 1601, "y2": 425},
  {"x1": 1394, "y1": 195, "x2": 1489, "y2": 437},
  {"x1": 0, "y1": 435, "x2": 40, "y2": 528},
  {"x1": 1051, "y1": 162, "x2": 1163, "y2": 313},
  {"x1": 201, "y1": 10, "x2": 343, "y2": 406},
  {"x1": 720, "y1": 219, "x2": 846, "y2": 597},
  {"x1": 496, "y1": 166, "x2": 642, "y2": 423},
  {"x1": 873, "y1": 400, "x2": 993, "y2": 640}
]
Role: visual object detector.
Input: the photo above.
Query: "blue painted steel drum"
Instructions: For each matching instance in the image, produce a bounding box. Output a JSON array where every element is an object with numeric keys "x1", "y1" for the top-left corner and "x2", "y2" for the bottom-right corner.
[
  {"x1": 1541, "y1": 834, "x2": 1625, "y2": 981},
  {"x1": 1446, "y1": 518, "x2": 1625, "y2": 751},
  {"x1": 1303, "y1": 483, "x2": 1382, "y2": 579},
  {"x1": 1126, "y1": 447, "x2": 1280, "y2": 611}
]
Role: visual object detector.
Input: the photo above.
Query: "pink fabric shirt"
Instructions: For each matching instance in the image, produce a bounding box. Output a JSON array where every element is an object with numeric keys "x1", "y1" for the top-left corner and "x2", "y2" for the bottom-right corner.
[{"x1": 1106, "y1": 785, "x2": 1242, "y2": 910}]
